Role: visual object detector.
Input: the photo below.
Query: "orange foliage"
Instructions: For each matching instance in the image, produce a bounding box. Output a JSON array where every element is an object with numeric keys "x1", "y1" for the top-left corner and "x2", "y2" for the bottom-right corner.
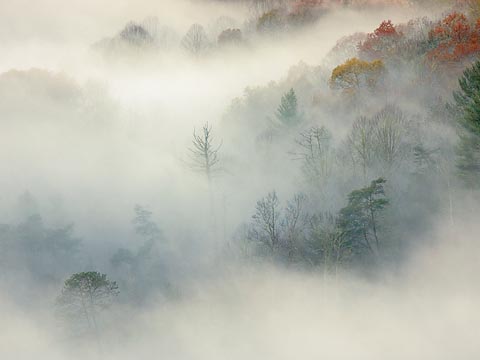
[
  {"x1": 427, "y1": 12, "x2": 480, "y2": 64},
  {"x1": 330, "y1": 58, "x2": 385, "y2": 93},
  {"x1": 358, "y1": 20, "x2": 403, "y2": 60}
]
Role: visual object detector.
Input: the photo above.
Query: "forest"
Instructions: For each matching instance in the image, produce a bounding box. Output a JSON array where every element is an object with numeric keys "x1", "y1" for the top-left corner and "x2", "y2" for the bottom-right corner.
[{"x1": 0, "y1": 0, "x2": 479, "y2": 359}]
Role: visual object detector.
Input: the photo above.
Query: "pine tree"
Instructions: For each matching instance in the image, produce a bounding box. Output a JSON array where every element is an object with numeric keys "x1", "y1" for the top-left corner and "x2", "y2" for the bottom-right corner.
[
  {"x1": 453, "y1": 60, "x2": 480, "y2": 188},
  {"x1": 337, "y1": 178, "x2": 389, "y2": 256},
  {"x1": 275, "y1": 88, "x2": 301, "y2": 126},
  {"x1": 56, "y1": 272, "x2": 119, "y2": 338}
]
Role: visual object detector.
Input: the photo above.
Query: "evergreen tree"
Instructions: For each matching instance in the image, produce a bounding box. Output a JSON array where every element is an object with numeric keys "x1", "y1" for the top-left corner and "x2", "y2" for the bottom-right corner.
[
  {"x1": 275, "y1": 88, "x2": 301, "y2": 126},
  {"x1": 338, "y1": 178, "x2": 389, "y2": 256},
  {"x1": 453, "y1": 60, "x2": 480, "y2": 188},
  {"x1": 56, "y1": 272, "x2": 119, "y2": 337}
]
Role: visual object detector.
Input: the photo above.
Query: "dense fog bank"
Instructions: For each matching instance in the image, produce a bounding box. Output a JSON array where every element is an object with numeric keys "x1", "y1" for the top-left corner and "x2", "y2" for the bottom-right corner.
[{"x1": 1, "y1": 0, "x2": 480, "y2": 358}]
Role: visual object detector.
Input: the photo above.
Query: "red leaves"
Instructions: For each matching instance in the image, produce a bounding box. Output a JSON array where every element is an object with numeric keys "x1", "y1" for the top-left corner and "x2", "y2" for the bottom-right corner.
[
  {"x1": 427, "y1": 12, "x2": 480, "y2": 64},
  {"x1": 358, "y1": 20, "x2": 403, "y2": 60},
  {"x1": 374, "y1": 20, "x2": 399, "y2": 37}
]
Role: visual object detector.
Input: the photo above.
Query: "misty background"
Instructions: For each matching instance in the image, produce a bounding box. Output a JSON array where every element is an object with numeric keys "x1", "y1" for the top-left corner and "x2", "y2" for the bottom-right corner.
[{"x1": 0, "y1": 0, "x2": 479, "y2": 359}]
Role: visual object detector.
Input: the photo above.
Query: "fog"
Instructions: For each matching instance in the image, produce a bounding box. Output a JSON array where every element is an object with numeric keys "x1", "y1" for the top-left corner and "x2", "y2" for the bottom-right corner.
[{"x1": 0, "y1": 0, "x2": 479, "y2": 359}]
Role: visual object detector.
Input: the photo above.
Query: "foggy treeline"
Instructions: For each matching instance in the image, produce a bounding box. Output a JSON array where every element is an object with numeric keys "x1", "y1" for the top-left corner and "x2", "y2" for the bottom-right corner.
[{"x1": 1, "y1": 0, "x2": 480, "y2": 359}]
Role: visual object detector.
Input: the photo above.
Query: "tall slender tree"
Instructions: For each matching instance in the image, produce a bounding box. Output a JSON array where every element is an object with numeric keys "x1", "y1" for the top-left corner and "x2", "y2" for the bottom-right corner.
[
  {"x1": 453, "y1": 60, "x2": 480, "y2": 188},
  {"x1": 189, "y1": 123, "x2": 222, "y2": 241},
  {"x1": 189, "y1": 122, "x2": 222, "y2": 183},
  {"x1": 338, "y1": 178, "x2": 389, "y2": 256}
]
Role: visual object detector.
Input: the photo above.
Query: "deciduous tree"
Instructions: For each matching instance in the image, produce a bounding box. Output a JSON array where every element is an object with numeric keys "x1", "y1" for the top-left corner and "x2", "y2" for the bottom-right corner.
[
  {"x1": 181, "y1": 24, "x2": 210, "y2": 56},
  {"x1": 427, "y1": 12, "x2": 480, "y2": 66},
  {"x1": 330, "y1": 58, "x2": 385, "y2": 93},
  {"x1": 293, "y1": 126, "x2": 335, "y2": 185},
  {"x1": 359, "y1": 20, "x2": 403, "y2": 61}
]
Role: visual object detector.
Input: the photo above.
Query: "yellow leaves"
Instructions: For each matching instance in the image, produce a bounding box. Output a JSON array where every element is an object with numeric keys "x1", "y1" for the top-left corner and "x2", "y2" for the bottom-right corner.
[{"x1": 329, "y1": 58, "x2": 385, "y2": 92}]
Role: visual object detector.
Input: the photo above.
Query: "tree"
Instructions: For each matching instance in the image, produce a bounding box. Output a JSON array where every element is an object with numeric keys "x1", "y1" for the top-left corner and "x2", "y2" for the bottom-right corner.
[
  {"x1": 112, "y1": 205, "x2": 162, "y2": 267},
  {"x1": 281, "y1": 193, "x2": 307, "y2": 261},
  {"x1": 251, "y1": 191, "x2": 281, "y2": 252},
  {"x1": 325, "y1": 32, "x2": 367, "y2": 66},
  {"x1": 330, "y1": 58, "x2": 385, "y2": 93},
  {"x1": 307, "y1": 212, "x2": 349, "y2": 277},
  {"x1": 56, "y1": 272, "x2": 119, "y2": 338},
  {"x1": 189, "y1": 122, "x2": 222, "y2": 183},
  {"x1": 427, "y1": 12, "x2": 480, "y2": 66},
  {"x1": 247, "y1": 191, "x2": 307, "y2": 261},
  {"x1": 347, "y1": 106, "x2": 412, "y2": 178},
  {"x1": 249, "y1": 0, "x2": 282, "y2": 18},
  {"x1": 119, "y1": 22, "x2": 154, "y2": 47},
  {"x1": 257, "y1": 9, "x2": 286, "y2": 33},
  {"x1": 288, "y1": 0, "x2": 326, "y2": 25},
  {"x1": 275, "y1": 88, "x2": 301, "y2": 126},
  {"x1": 337, "y1": 178, "x2": 389, "y2": 256},
  {"x1": 453, "y1": 59, "x2": 480, "y2": 187},
  {"x1": 181, "y1": 24, "x2": 209, "y2": 56},
  {"x1": 293, "y1": 126, "x2": 335, "y2": 186},
  {"x1": 111, "y1": 206, "x2": 167, "y2": 304},
  {"x1": 218, "y1": 28, "x2": 243, "y2": 46},
  {"x1": 189, "y1": 123, "x2": 222, "y2": 240},
  {"x1": 370, "y1": 105, "x2": 411, "y2": 169},
  {"x1": 358, "y1": 20, "x2": 403, "y2": 61},
  {"x1": 132, "y1": 205, "x2": 163, "y2": 256},
  {"x1": 0, "y1": 213, "x2": 81, "y2": 284},
  {"x1": 347, "y1": 116, "x2": 375, "y2": 180}
]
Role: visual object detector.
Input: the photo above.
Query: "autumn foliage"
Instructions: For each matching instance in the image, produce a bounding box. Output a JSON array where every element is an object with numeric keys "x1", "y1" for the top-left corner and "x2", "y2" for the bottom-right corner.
[
  {"x1": 427, "y1": 12, "x2": 480, "y2": 65},
  {"x1": 330, "y1": 58, "x2": 385, "y2": 93},
  {"x1": 358, "y1": 20, "x2": 403, "y2": 60}
]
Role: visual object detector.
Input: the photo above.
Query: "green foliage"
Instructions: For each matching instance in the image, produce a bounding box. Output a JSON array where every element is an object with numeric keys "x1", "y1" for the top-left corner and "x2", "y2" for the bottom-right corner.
[
  {"x1": 56, "y1": 272, "x2": 119, "y2": 335},
  {"x1": 132, "y1": 205, "x2": 163, "y2": 257},
  {"x1": 0, "y1": 213, "x2": 81, "y2": 283},
  {"x1": 338, "y1": 178, "x2": 389, "y2": 256},
  {"x1": 275, "y1": 88, "x2": 301, "y2": 126},
  {"x1": 453, "y1": 60, "x2": 480, "y2": 187},
  {"x1": 110, "y1": 206, "x2": 170, "y2": 304}
]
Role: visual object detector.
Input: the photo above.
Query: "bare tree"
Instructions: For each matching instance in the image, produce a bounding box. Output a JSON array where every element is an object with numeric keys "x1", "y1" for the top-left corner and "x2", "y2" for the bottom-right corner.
[
  {"x1": 251, "y1": 191, "x2": 281, "y2": 251},
  {"x1": 308, "y1": 212, "x2": 348, "y2": 279},
  {"x1": 181, "y1": 24, "x2": 209, "y2": 56},
  {"x1": 347, "y1": 106, "x2": 413, "y2": 180},
  {"x1": 293, "y1": 126, "x2": 335, "y2": 186},
  {"x1": 189, "y1": 123, "x2": 222, "y2": 241},
  {"x1": 282, "y1": 193, "x2": 307, "y2": 261},
  {"x1": 247, "y1": 192, "x2": 307, "y2": 260},
  {"x1": 371, "y1": 105, "x2": 411, "y2": 169},
  {"x1": 348, "y1": 116, "x2": 375, "y2": 181},
  {"x1": 189, "y1": 122, "x2": 222, "y2": 182}
]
